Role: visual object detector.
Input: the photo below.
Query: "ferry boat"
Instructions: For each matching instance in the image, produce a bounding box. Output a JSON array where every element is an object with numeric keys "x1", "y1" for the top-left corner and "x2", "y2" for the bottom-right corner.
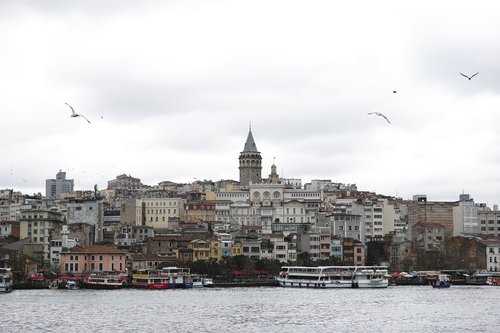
[
  {"x1": 0, "y1": 268, "x2": 13, "y2": 293},
  {"x1": 84, "y1": 273, "x2": 126, "y2": 290},
  {"x1": 132, "y1": 269, "x2": 170, "y2": 289},
  {"x1": 276, "y1": 266, "x2": 389, "y2": 288},
  {"x1": 161, "y1": 267, "x2": 193, "y2": 289}
]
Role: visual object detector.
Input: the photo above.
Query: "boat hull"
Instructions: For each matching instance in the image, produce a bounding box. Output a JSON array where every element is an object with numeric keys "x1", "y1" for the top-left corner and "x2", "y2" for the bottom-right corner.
[
  {"x1": 84, "y1": 283, "x2": 124, "y2": 290},
  {"x1": 0, "y1": 285, "x2": 13, "y2": 293},
  {"x1": 276, "y1": 278, "x2": 352, "y2": 288}
]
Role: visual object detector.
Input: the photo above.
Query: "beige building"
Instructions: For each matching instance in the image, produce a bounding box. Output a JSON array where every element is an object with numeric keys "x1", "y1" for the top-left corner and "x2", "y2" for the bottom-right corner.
[
  {"x1": 19, "y1": 209, "x2": 64, "y2": 264},
  {"x1": 184, "y1": 201, "x2": 216, "y2": 223},
  {"x1": 407, "y1": 195, "x2": 454, "y2": 235},
  {"x1": 121, "y1": 198, "x2": 185, "y2": 229}
]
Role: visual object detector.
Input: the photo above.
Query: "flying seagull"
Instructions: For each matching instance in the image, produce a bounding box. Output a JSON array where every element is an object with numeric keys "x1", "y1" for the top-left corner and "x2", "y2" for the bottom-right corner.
[
  {"x1": 65, "y1": 102, "x2": 91, "y2": 124},
  {"x1": 367, "y1": 112, "x2": 391, "y2": 124},
  {"x1": 460, "y1": 72, "x2": 479, "y2": 80}
]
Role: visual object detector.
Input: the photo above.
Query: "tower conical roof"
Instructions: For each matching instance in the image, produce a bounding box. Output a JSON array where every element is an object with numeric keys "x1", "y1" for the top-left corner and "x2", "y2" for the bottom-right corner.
[{"x1": 243, "y1": 129, "x2": 258, "y2": 152}]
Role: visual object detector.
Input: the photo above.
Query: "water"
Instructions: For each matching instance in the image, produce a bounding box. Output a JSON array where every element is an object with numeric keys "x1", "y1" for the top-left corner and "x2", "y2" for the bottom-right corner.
[{"x1": 1, "y1": 285, "x2": 499, "y2": 333}]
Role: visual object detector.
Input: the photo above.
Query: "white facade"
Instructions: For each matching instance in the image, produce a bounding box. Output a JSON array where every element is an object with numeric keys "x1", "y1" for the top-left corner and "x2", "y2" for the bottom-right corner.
[
  {"x1": 453, "y1": 200, "x2": 479, "y2": 236},
  {"x1": 485, "y1": 241, "x2": 500, "y2": 272}
]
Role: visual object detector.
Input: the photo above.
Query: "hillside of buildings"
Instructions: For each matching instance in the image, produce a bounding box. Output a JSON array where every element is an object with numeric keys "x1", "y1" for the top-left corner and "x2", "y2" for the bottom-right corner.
[{"x1": 1, "y1": 129, "x2": 500, "y2": 281}]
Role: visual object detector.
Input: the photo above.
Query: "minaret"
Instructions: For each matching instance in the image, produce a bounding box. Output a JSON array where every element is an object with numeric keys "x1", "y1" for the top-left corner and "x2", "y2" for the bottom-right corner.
[
  {"x1": 239, "y1": 125, "x2": 262, "y2": 186},
  {"x1": 269, "y1": 157, "x2": 280, "y2": 184}
]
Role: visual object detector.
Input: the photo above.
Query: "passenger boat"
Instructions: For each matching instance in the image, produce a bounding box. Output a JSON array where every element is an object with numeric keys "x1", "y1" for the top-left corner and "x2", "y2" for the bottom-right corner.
[
  {"x1": 0, "y1": 268, "x2": 13, "y2": 293},
  {"x1": 431, "y1": 274, "x2": 451, "y2": 288},
  {"x1": 161, "y1": 267, "x2": 193, "y2": 289},
  {"x1": 84, "y1": 273, "x2": 126, "y2": 289},
  {"x1": 132, "y1": 269, "x2": 170, "y2": 289},
  {"x1": 276, "y1": 266, "x2": 389, "y2": 288}
]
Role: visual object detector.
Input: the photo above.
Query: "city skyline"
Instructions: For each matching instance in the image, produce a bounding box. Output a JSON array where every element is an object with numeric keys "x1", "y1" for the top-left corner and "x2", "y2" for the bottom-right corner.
[{"x1": 1, "y1": 1, "x2": 500, "y2": 205}]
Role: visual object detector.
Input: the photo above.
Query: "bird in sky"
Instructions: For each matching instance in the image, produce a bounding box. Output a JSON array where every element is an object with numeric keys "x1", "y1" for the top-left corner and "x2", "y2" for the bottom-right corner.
[
  {"x1": 367, "y1": 112, "x2": 391, "y2": 124},
  {"x1": 65, "y1": 102, "x2": 91, "y2": 124},
  {"x1": 393, "y1": 90, "x2": 397, "y2": 93},
  {"x1": 460, "y1": 72, "x2": 479, "y2": 80}
]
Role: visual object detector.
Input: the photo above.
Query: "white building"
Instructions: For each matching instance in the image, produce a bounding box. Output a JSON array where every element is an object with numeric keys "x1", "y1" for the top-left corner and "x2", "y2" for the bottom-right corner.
[{"x1": 452, "y1": 195, "x2": 479, "y2": 236}]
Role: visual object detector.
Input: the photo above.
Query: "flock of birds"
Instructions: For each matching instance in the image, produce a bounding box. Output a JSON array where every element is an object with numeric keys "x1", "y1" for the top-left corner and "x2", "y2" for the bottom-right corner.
[
  {"x1": 366, "y1": 72, "x2": 479, "y2": 124},
  {"x1": 65, "y1": 72, "x2": 479, "y2": 126}
]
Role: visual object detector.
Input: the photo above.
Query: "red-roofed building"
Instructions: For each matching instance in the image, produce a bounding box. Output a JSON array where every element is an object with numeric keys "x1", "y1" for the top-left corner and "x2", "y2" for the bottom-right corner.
[{"x1": 60, "y1": 246, "x2": 127, "y2": 274}]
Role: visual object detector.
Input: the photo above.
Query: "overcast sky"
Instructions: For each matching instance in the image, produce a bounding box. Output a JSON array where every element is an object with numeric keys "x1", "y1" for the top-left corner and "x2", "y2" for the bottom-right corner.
[{"x1": 1, "y1": 0, "x2": 500, "y2": 205}]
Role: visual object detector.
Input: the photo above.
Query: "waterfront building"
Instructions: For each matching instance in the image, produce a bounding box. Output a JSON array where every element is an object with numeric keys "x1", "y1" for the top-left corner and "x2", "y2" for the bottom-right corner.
[
  {"x1": 19, "y1": 209, "x2": 64, "y2": 265},
  {"x1": 59, "y1": 245, "x2": 127, "y2": 274},
  {"x1": 187, "y1": 239, "x2": 211, "y2": 261},
  {"x1": 477, "y1": 204, "x2": 500, "y2": 237},
  {"x1": 239, "y1": 127, "x2": 262, "y2": 187},
  {"x1": 353, "y1": 242, "x2": 366, "y2": 265},
  {"x1": 237, "y1": 235, "x2": 261, "y2": 260},
  {"x1": 231, "y1": 241, "x2": 242, "y2": 256},
  {"x1": 407, "y1": 195, "x2": 454, "y2": 234},
  {"x1": 297, "y1": 232, "x2": 321, "y2": 261},
  {"x1": 208, "y1": 237, "x2": 222, "y2": 261},
  {"x1": 216, "y1": 233, "x2": 233, "y2": 257},
  {"x1": 271, "y1": 235, "x2": 290, "y2": 262},
  {"x1": 483, "y1": 239, "x2": 500, "y2": 272},
  {"x1": 49, "y1": 224, "x2": 78, "y2": 271},
  {"x1": 452, "y1": 194, "x2": 479, "y2": 236},
  {"x1": 411, "y1": 222, "x2": 446, "y2": 252},
  {"x1": 45, "y1": 170, "x2": 74, "y2": 199},
  {"x1": 331, "y1": 238, "x2": 343, "y2": 261}
]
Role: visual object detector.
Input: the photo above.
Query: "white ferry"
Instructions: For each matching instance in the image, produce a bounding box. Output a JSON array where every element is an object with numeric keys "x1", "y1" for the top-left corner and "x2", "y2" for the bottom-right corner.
[
  {"x1": 0, "y1": 268, "x2": 13, "y2": 293},
  {"x1": 84, "y1": 273, "x2": 126, "y2": 290},
  {"x1": 276, "y1": 266, "x2": 389, "y2": 288}
]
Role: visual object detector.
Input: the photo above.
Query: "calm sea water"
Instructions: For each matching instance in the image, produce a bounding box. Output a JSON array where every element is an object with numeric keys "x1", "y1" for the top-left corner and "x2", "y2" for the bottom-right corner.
[{"x1": 1, "y1": 285, "x2": 498, "y2": 333}]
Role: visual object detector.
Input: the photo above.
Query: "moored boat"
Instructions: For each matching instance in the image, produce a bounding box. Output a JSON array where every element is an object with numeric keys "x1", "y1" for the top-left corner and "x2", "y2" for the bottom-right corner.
[
  {"x1": 161, "y1": 267, "x2": 193, "y2": 289},
  {"x1": 192, "y1": 275, "x2": 214, "y2": 288},
  {"x1": 431, "y1": 274, "x2": 451, "y2": 288},
  {"x1": 84, "y1": 273, "x2": 126, "y2": 290},
  {"x1": 276, "y1": 266, "x2": 389, "y2": 288},
  {"x1": 0, "y1": 268, "x2": 13, "y2": 293},
  {"x1": 132, "y1": 269, "x2": 170, "y2": 289}
]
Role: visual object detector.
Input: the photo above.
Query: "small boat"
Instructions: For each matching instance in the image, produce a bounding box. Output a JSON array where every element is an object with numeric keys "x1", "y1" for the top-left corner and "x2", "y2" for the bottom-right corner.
[
  {"x1": 0, "y1": 268, "x2": 13, "y2": 293},
  {"x1": 431, "y1": 274, "x2": 451, "y2": 288},
  {"x1": 49, "y1": 280, "x2": 59, "y2": 290},
  {"x1": 65, "y1": 280, "x2": 79, "y2": 290},
  {"x1": 192, "y1": 275, "x2": 214, "y2": 288},
  {"x1": 202, "y1": 277, "x2": 214, "y2": 287},
  {"x1": 84, "y1": 273, "x2": 126, "y2": 290}
]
